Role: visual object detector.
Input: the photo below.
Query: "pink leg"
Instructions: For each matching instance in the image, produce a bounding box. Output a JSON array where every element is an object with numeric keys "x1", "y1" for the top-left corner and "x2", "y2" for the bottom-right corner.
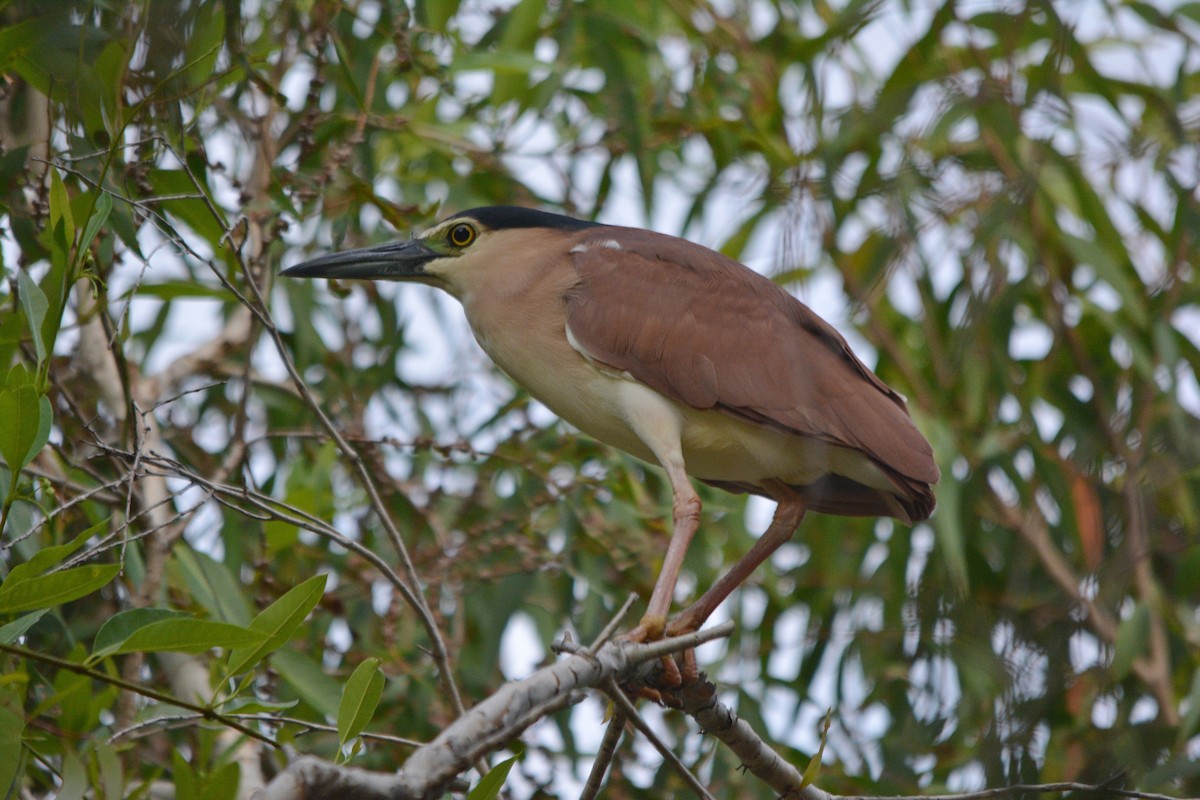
[
  {"x1": 666, "y1": 488, "x2": 806, "y2": 637},
  {"x1": 626, "y1": 461, "x2": 701, "y2": 641}
]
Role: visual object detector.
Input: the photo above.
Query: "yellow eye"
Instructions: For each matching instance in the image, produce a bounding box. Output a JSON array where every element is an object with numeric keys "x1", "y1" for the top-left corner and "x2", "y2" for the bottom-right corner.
[{"x1": 447, "y1": 223, "x2": 476, "y2": 248}]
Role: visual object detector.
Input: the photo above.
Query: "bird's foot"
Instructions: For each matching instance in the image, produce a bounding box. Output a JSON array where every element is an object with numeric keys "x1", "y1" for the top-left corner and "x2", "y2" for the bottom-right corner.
[
  {"x1": 618, "y1": 614, "x2": 666, "y2": 645},
  {"x1": 662, "y1": 614, "x2": 703, "y2": 685},
  {"x1": 615, "y1": 613, "x2": 686, "y2": 692},
  {"x1": 617, "y1": 613, "x2": 707, "y2": 689}
]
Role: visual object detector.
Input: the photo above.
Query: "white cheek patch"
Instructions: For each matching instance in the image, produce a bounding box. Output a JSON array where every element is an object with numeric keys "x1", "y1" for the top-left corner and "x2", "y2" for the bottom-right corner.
[
  {"x1": 599, "y1": 239, "x2": 622, "y2": 250},
  {"x1": 570, "y1": 243, "x2": 589, "y2": 254}
]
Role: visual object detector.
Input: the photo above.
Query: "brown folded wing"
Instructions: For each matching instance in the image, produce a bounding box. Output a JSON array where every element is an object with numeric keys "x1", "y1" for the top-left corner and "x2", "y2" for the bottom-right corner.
[{"x1": 563, "y1": 228, "x2": 938, "y2": 521}]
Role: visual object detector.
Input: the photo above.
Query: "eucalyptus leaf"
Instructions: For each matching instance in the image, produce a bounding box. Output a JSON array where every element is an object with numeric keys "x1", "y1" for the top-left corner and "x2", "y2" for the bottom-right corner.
[
  {"x1": 0, "y1": 564, "x2": 121, "y2": 614},
  {"x1": 336, "y1": 657, "x2": 384, "y2": 749},
  {"x1": 226, "y1": 573, "x2": 328, "y2": 676}
]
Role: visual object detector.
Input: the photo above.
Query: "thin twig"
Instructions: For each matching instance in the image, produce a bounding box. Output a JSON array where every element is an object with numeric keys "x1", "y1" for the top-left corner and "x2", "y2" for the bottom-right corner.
[
  {"x1": 841, "y1": 784, "x2": 1181, "y2": 800},
  {"x1": 581, "y1": 708, "x2": 626, "y2": 800},
  {"x1": 556, "y1": 622, "x2": 736, "y2": 665},
  {"x1": 227, "y1": 715, "x2": 425, "y2": 748},
  {"x1": 0, "y1": 643, "x2": 278, "y2": 748},
  {"x1": 589, "y1": 593, "x2": 639, "y2": 652},
  {"x1": 602, "y1": 676, "x2": 714, "y2": 800}
]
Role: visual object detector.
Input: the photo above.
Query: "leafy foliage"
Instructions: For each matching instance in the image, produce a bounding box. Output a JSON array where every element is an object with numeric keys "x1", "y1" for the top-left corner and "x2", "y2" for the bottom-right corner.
[{"x1": 0, "y1": 0, "x2": 1197, "y2": 797}]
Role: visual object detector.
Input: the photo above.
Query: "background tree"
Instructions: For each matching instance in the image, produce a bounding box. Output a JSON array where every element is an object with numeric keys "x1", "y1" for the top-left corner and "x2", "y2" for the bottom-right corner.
[{"x1": 0, "y1": 0, "x2": 1197, "y2": 798}]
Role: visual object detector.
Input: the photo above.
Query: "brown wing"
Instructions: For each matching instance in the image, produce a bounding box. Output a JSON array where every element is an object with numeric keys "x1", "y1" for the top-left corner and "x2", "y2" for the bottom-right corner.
[{"x1": 563, "y1": 228, "x2": 939, "y2": 520}]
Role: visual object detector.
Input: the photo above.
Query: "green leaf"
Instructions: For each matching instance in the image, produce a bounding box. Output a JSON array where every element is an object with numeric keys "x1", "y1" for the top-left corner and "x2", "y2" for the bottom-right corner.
[
  {"x1": 78, "y1": 191, "x2": 113, "y2": 257},
  {"x1": 173, "y1": 750, "x2": 198, "y2": 799},
  {"x1": 0, "y1": 16, "x2": 49, "y2": 71},
  {"x1": 171, "y1": 546, "x2": 252, "y2": 625},
  {"x1": 1110, "y1": 602, "x2": 1150, "y2": 681},
  {"x1": 146, "y1": 169, "x2": 227, "y2": 254},
  {"x1": 31, "y1": 393, "x2": 51, "y2": 464},
  {"x1": 0, "y1": 383, "x2": 41, "y2": 470},
  {"x1": 183, "y1": 2, "x2": 225, "y2": 90},
  {"x1": 214, "y1": 696, "x2": 298, "y2": 715},
  {"x1": 0, "y1": 306, "x2": 24, "y2": 375},
  {"x1": 2, "y1": 523, "x2": 101, "y2": 586},
  {"x1": 0, "y1": 704, "x2": 25, "y2": 797},
  {"x1": 110, "y1": 619, "x2": 267, "y2": 655},
  {"x1": 0, "y1": 564, "x2": 121, "y2": 613},
  {"x1": 201, "y1": 761, "x2": 241, "y2": 800},
  {"x1": 57, "y1": 748, "x2": 87, "y2": 800},
  {"x1": 226, "y1": 573, "x2": 328, "y2": 676},
  {"x1": 336, "y1": 657, "x2": 384, "y2": 751},
  {"x1": 467, "y1": 753, "x2": 520, "y2": 800},
  {"x1": 48, "y1": 168, "x2": 75, "y2": 246},
  {"x1": 16, "y1": 270, "x2": 48, "y2": 365},
  {"x1": 96, "y1": 739, "x2": 124, "y2": 799},
  {"x1": 416, "y1": 0, "x2": 462, "y2": 29},
  {"x1": 0, "y1": 609, "x2": 47, "y2": 643},
  {"x1": 90, "y1": 608, "x2": 192, "y2": 662},
  {"x1": 799, "y1": 708, "x2": 832, "y2": 789}
]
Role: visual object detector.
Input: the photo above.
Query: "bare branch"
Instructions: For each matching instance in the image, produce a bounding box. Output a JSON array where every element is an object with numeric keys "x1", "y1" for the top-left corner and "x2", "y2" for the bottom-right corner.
[
  {"x1": 603, "y1": 676, "x2": 715, "y2": 800},
  {"x1": 260, "y1": 626, "x2": 739, "y2": 800},
  {"x1": 674, "y1": 676, "x2": 828, "y2": 800},
  {"x1": 254, "y1": 755, "x2": 400, "y2": 800}
]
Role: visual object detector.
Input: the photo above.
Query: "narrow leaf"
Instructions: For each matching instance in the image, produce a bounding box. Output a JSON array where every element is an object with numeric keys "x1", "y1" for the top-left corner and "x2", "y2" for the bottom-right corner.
[
  {"x1": 57, "y1": 748, "x2": 87, "y2": 800},
  {"x1": 215, "y1": 696, "x2": 298, "y2": 715},
  {"x1": 1110, "y1": 603, "x2": 1150, "y2": 681},
  {"x1": 226, "y1": 573, "x2": 327, "y2": 676},
  {"x1": 171, "y1": 545, "x2": 252, "y2": 625},
  {"x1": 2, "y1": 523, "x2": 102, "y2": 586},
  {"x1": 29, "y1": 394, "x2": 51, "y2": 466},
  {"x1": 201, "y1": 761, "x2": 241, "y2": 800},
  {"x1": 0, "y1": 704, "x2": 24, "y2": 797},
  {"x1": 467, "y1": 754, "x2": 520, "y2": 800},
  {"x1": 16, "y1": 270, "x2": 48, "y2": 364},
  {"x1": 0, "y1": 609, "x2": 47, "y2": 644},
  {"x1": 337, "y1": 657, "x2": 384, "y2": 748},
  {"x1": 78, "y1": 191, "x2": 112, "y2": 256},
  {"x1": 0, "y1": 564, "x2": 121, "y2": 613},
  {"x1": 0, "y1": 384, "x2": 39, "y2": 470},
  {"x1": 112, "y1": 619, "x2": 267, "y2": 655},
  {"x1": 48, "y1": 168, "x2": 75, "y2": 244},
  {"x1": 91, "y1": 608, "x2": 191, "y2": 662},
  {"x1": 0, "y1": 16, "x2": 49, "y2": 70},
  {"x1": 800, "y1": 708, "x2": 832, "y2": 789}
]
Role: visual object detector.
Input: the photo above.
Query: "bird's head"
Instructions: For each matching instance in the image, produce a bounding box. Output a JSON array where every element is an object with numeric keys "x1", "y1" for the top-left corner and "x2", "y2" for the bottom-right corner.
[{"x1": 282, "y1": 206, "x2": 601, "y2": 298}]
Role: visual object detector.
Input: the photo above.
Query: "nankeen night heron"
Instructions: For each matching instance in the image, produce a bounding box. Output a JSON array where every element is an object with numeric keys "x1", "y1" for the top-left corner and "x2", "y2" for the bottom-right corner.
[{"x1": 284, "y1": 206, "x2": 939, "y2": 641}]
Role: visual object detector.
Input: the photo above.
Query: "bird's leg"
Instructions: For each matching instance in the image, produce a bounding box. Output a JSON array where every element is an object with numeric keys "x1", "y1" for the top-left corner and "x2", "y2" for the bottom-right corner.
[
  {"x1": 624, "y1": 462, "x2": 702, "y2": 644},
  {"x1": 666, "y1": 490, "x2": 806, "y2": 639}
]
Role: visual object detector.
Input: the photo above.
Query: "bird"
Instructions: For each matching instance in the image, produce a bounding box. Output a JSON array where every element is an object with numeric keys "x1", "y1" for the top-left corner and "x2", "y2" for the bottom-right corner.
[{"x1": 283, "y1": 206, "x2": 939, "y2": 641}]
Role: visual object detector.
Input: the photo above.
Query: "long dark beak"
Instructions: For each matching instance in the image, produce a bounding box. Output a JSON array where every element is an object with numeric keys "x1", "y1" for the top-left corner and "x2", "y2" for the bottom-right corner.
[{"x1": 282, "y1": 239, "x2": 439, "y2": 281}]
